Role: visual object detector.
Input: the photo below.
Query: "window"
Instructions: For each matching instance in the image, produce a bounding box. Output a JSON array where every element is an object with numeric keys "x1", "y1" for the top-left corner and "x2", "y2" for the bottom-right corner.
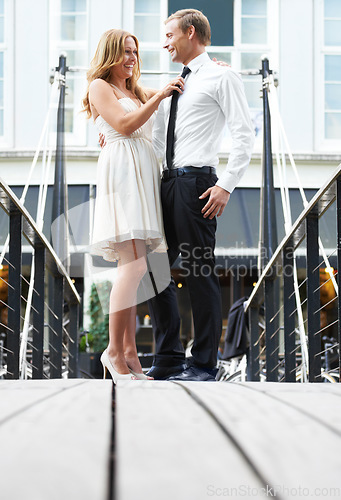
[
  {"x1": 0, "y1": 0, "x2": 13, "y2": 147},
  {"x1": 129, "y1": 0, "x2": 278, "y2": 151},
  {"x1": 0, "y1": 185, "x2": 90, "y2": 246},
  {"x1": 228, "y1": 0, "x2": 278, "y2": 146},
  {"x1": 315, "y1": 0, "x2": 341, "y2": 150},
  {"x1": 323, "y1": 0, "x2": 341, "y2": 142},
  {"x1": 241, "y1": 0, "x2": 267, "y2": 44},
  {"x1": 132, "y1": 0, "x2": 165, "y2": 90},
  {"x1": 168, "y1": 0, "x2": 234, "y2": 46},
  {"x1": 0, "y1": 1, "x2": 4, "y2": 138},
  {"x1": 49, "y1": 0, "x2": 89, "y2": 146}
]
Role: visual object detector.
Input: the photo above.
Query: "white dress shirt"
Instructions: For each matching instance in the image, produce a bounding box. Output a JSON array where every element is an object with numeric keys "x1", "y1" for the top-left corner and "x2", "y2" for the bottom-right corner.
[{"x1": 152, "y1": 52, "x2": 255, "y2": 193}]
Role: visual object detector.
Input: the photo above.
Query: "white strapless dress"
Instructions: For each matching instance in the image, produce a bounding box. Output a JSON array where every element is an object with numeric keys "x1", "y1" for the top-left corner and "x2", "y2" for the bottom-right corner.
[{"x1": 91, "y1": 98, "x2": 167, "y2": 262}]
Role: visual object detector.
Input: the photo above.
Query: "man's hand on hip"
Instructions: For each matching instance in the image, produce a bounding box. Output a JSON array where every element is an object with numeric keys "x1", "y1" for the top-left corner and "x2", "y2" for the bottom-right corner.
[{"x1": 199, "y1": 185, "x2": 230, "y2": 219}]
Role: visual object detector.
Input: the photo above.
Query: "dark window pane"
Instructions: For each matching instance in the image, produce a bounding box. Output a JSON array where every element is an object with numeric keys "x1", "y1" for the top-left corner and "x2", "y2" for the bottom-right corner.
[
  {"x1": 168, "y1": 0, "x2": 234, "y2": 46},
  {"x1": 217, "y1": 188, "x2": 319, "y2": 250},
  {"x1": 217, "y1": 188, "x2": 260, "y2": 248}
]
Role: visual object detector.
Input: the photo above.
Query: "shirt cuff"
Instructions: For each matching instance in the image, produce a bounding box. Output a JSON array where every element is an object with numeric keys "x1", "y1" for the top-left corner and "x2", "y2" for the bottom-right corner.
[{"x1": 216, "y1": 171, "x2": 241, "y2": 194}]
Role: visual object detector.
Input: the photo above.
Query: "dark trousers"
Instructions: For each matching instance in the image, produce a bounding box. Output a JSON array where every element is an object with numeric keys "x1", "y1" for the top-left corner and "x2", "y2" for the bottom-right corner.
[{"x1": 148, "y1": 172, "x2": 222, "y2": 369}]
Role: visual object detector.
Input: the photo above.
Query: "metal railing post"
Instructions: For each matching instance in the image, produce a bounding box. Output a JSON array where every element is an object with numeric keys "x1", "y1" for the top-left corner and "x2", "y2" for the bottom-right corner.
[
  {"x1": 336, "y1": 176, "x2": 341, "y2": 382},
  {"x1": 32, "y1": 241, "x2": 45, "y2": 379},
  {"x1": 51, "y1": 54, "x2": 69, "y2": 271},
  {"x1": 68, "y1": 300, "x2": 79, "y2": 378},
  {"x1": 306, "y1": 211, "x2": 321, "y2": 382},
  {"x1": 260, "y1": 57, "x2": 279, "y2": 381},
  {"x1": 49, "y1": 272, "x2": 64, "y2": 378},
  {"x1": 7, "y1": 201, "x2": 22, "y2": 379},
  {"x1": 248, "y1": 305, "x2": 260, "y2": 381},
  {"x1": 48, "y1": 54, "x2": 69, "y2": 378},
  {"x1": 282, "y1": 242, "x2": 296, "y2": 382}
]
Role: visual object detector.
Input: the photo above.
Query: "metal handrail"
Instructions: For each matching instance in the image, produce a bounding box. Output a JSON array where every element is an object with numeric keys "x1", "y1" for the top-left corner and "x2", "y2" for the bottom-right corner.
[
  {"x1": 245, "y1": 163, "x2": 341, "y2": 383},
  {"x1": 245, "y1": 163, "x2": 341, "y2": 312},
  {"x1": 0, "y1": 177, "x2": 80, "y2": 302},
  {"x1": 0, "y1": 176, "x2": 80, "y2": 379}
]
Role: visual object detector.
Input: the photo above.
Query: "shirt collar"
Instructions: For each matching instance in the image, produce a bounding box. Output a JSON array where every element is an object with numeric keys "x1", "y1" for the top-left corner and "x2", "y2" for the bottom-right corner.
[{"x1": 186, "y1": 51, "x2": 210, "y2": 74}]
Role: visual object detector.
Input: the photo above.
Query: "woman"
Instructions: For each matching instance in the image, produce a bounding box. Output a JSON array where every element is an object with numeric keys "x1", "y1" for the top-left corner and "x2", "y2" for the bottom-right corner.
[{"x1": 82, "y1": 29, "x2": 184, "y2": 383}]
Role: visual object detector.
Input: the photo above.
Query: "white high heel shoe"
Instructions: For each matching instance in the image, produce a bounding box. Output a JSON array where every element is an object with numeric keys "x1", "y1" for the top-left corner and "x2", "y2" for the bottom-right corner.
[
  {"x1": 128, "y1": 368, "x2": 154, "y2": 380},
  {"x1": 100, "y1": 350, "x2": 136, "y2": 383}
]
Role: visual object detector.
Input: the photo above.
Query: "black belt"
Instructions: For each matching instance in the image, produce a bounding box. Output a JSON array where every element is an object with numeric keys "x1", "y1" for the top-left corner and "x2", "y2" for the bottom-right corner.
[{"x1": 162, "y1": 166, "x2": 216, "y2": 180}]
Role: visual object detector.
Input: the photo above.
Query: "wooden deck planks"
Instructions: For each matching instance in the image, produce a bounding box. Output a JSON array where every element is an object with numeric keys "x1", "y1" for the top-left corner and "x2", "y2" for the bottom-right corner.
[
  {"x1": 115, "y1": 381, "x2": 264, "y2": 500},
  {"x1": 238, "y1": 381, "x2": 341, "y2": 433},
  {"x1": 185, "y1": 382, "x2": 341, "y2": 496},
  {"x1": 1, "y1": 379, "x2": 341, "y2": 500},
  {"x1": 116, "y1": 381, "x2": 341, "y2": 500},
  {"x1": 0, "y1": 379, "x2": 113, "y2": 500}
]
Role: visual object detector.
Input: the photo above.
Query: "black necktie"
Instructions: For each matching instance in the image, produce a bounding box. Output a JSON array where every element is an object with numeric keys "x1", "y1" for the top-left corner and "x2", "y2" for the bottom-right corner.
[{"x1": 166, "y1": 66, "x2": 191, "y2": 170}]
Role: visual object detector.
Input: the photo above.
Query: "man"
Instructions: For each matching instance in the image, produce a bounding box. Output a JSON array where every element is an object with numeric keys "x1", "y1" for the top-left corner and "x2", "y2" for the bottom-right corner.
[{"x1": 147, "y1": 9, "x2": 255, "y2": 381}]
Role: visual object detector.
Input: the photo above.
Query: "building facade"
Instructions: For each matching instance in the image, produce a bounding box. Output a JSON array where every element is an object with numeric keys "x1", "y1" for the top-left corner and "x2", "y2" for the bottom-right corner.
[{"x1": 0, "y1": 0, "x2": 340, "y2": 340}]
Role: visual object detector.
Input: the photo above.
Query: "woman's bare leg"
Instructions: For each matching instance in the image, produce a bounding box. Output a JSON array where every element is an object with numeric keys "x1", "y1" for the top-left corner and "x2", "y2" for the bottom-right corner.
[
  {"x1": 106, "y1": 239, "x2": 147, "y2": 374},
  {"x1": 122, "y1": 303, "x2": 145, "y2": 374}
]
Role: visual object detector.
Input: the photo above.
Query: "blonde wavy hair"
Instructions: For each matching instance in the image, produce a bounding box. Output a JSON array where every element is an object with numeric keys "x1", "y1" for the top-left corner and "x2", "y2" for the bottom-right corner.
[{"x1": 82, "y1": 29, "x2": 147, "y2": 118}]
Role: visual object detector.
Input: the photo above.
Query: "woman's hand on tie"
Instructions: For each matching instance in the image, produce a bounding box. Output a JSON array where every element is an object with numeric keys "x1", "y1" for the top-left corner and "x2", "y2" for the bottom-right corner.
[{"x1": 157, "y1": 76, "x2": 185, "y2": 99}]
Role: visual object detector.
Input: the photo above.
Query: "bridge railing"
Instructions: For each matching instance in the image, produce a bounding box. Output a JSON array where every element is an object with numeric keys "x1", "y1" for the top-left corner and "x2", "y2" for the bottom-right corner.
[
  {"x1": 245, "y1": 164, "x2": 341, "y2": 382},
  {"x1": 0, "y1": 177, "x2": 80, "y2": 379}
]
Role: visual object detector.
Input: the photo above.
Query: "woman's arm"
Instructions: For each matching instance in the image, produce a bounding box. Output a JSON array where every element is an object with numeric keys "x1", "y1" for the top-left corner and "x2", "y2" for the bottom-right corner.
[
  {"x1": 89, "y1": 77, "x2": 184, "y2": 136},
  {"x1": 144, "y1": 88, "x2": 159, "y2": 99}
]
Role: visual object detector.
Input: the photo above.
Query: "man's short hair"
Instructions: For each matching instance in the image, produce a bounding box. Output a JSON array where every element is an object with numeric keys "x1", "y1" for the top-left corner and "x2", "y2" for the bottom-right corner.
[{"x1": 165, "y1": 9, "x2": 211, "y2": 46}]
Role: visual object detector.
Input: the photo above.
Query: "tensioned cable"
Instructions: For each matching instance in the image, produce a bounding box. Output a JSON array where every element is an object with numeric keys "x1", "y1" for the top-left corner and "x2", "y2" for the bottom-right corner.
[
  {"x1": 19, "y1": 74, "x2": 62, "y2": 379},
  {"x1": 0, "y1": 77, "x2": 59, "y2": 268},
  {"x1": 266, "y1": 77, "x2": 309, "y2": 380},
  {"x1": 268, "y1": 75, "x2": 338, "y2": 294}
]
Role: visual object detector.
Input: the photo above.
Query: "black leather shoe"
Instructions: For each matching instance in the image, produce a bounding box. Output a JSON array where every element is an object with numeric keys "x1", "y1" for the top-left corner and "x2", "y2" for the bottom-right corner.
[
  {"x1": 146, "y1": 363, "x2": 187, "y2": 380},
  {"x1": 167, "y1": 365, "x2": 218, "y2": 382}
]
